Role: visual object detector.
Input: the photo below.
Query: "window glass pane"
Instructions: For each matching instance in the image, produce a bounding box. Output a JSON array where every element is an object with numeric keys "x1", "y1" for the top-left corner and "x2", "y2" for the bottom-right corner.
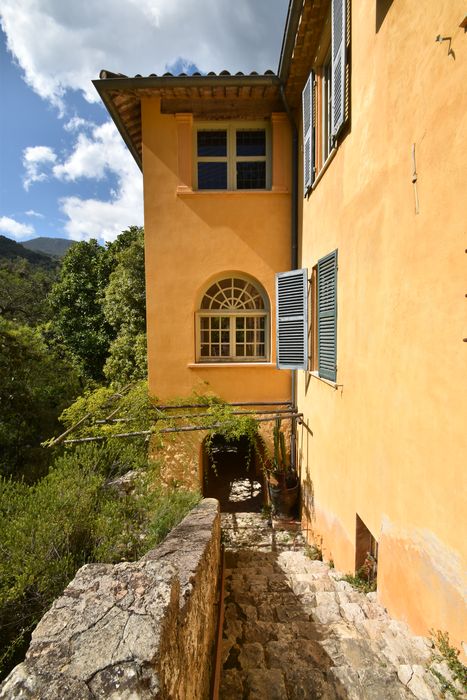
[
  {"x1": 221, "y1": 317, "x2": 229, "y2": 329},
  {"x1": 246, "y1": 344, "x2": 254, "y2": 356},
  {"x1": 198, "y1": 162, "x2": 227, "y2": 190},
  {"x1": 237, "y1": 162, "x2": 266, "y2": 189},
  {"x1": 197, "y1": 130, "x2": 227, "y2": 157},
  {"x1": 236, "y1": 344, "x2": 245, "y2": 356},
  {"x1": 246, "y1": 318, "x2": 255, "y2": 329},
  {"x1": 201, "y1": 344, "x2": 209, "y2": 357},
  {"x1": 221, "y1": 344, "x2": 230, "y2": 356},
  {"x1": 236, "y1": 130, "x2": 266, "y2": 156}
]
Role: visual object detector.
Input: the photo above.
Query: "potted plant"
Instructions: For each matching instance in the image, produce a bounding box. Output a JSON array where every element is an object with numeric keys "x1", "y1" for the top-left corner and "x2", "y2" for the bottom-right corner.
[{"x1": 267, "y1": 418, "x2": 299, "y2": 518}]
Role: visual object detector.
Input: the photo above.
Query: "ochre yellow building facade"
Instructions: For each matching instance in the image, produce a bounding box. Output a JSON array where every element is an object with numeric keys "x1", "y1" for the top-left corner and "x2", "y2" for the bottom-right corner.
[
  {"x1": 141, "y1": 98, "x2": 292, "y2": 402},
  {"x1": 296, "y1": 0, "x2": 467, "y2": 651},
  {"x1": 95, "y1": 0, "x2": 466, "y2": 658}
]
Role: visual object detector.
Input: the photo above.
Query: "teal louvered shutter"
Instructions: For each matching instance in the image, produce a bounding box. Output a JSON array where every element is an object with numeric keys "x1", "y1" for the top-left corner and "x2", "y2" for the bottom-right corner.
[
  {"x1": 276, "y1": 269, "x2": 308, "y2": 370},
  {"x1": 317, "y1": 250, "x2": 337, "y2": 381},
  {"x1": 331, "y1": 0, "x2": 346, "y2": 138},
  {"x1": 302, "y1": 72, "x2": 315, "y2": 194}
]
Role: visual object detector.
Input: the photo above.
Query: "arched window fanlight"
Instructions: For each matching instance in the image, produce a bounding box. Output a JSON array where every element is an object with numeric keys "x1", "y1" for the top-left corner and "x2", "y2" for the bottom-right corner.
[{"x1": 197, "y1": 276, "x2": 269, "y2": 362}]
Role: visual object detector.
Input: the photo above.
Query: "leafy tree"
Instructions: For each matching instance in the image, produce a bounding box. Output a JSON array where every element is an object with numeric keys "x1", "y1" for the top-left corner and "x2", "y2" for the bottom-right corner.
[
  {"x1": 103, "y1": 329, "x2": 147, "y2": 385},
  {"x1": 103, "y1": 226, "x2": 147, "y2": 385},
  {"x1": 0, "y1": 258, "x2": 56, "y2": 326},
  {"x1": 48, "y1": 239, "x2": 115, "y2": 381},
  {"x1": 47, "y1": 229, "x2": 147, "y2": 384},
  {"x1": 104, "y1": 227, "x2": 145, "y2": 335},
  {"x1": 0, "y1": 319, "x2": 80, "y2": 480}
]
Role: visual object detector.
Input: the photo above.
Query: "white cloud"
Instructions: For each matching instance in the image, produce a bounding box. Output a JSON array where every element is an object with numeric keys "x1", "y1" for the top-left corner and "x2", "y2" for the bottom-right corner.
[
  {"x1": 3, "y1": 1, "x2": 287, "y2": 243},
  {"x1": 25, "y1": 210, "x2": 44, "y2": 219},
  {"x1": 23, "y1": 145, "x2": 57, "y2": 190},
  {"x1": 54, "y1": 121, "x2": 143, "y2": 241},
  {"x1": 59, "y1": 173, "x2": 142, "y2": 242},
  {"x1": 64, "y1": 116, "x2": 95, "y2": 132},
  {"x1": 0, "y1": 216, "x2": 35, "y2": 240},
  {"x1": 21, "y1": 120, "x2": 143, "y2": 242},
  {"x1": 53, "y1": 122, "x2": 121, "y2": 182},
  {"x1": 0, "y1": 0, "x2": 288, "y2": 109}
]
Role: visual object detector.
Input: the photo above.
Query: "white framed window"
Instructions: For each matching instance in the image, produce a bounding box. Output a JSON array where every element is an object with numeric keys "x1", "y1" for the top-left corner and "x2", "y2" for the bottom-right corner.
[
  {"x1": 196, "y1": 276, "x2": 270, "y2": 362},
  {"x1": 194, "y1": 122, "x2": 271, "y2": 191}
]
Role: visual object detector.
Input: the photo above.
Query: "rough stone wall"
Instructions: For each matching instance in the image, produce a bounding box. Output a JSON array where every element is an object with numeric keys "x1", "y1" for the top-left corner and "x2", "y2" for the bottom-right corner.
[
  {"x1": 153, "y1": 418, "x2": 293, "y2": 492},
  {"x1": 0, "y1": 499, "x2": 221, "y2": 700},
  {"x1": 155, "y1": 430, "x2": 207, "y2": 491}
]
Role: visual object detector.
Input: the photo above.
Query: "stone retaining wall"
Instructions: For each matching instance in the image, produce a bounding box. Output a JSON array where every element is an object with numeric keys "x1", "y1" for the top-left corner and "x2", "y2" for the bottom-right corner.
[{"x1": 0, "y1": 499, "x2": 221, "y2": 700}]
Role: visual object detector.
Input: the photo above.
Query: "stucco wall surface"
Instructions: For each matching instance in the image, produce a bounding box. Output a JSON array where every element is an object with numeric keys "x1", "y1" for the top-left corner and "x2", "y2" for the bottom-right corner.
[
  {"x1": 298, "y1": 0, "x2": 467, "y2": 650},
  {"x1": 0, "y1": 499, "x2": 221, "y2": 700},
  {"x1": 142, "y1": 98, "x2": 291, "y2": 403}
]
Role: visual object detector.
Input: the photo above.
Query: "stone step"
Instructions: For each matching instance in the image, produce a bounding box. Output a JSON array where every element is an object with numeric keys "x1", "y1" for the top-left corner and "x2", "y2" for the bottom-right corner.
[{"x1": 219, "y1": 513, "x2": 447, "y2": 700}]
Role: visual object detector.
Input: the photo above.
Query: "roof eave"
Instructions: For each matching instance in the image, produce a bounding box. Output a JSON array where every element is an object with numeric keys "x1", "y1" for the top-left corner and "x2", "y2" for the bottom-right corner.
[
  {"x1": 93, "y1": 72, "x2": 280, "y2": 93},
  {"x1": 277, "y1": 0, "x2": 305, "y2": 84},
  {"x1": 93, "y1": 72, "x2": 282, "y2": 172},
  {"x1": 93, "y1": 81, "x2": 143, "y2": 171}
]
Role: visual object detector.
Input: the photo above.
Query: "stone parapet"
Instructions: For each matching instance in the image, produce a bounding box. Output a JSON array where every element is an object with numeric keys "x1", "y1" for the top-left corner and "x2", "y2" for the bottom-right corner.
[{"x1": 0, "y1": 499, "x2": 221, "y2": 700}]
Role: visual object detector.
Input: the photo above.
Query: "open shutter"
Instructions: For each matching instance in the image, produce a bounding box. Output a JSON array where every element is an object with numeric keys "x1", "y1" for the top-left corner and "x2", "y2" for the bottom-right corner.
[
  {"x1": 331, "y1": 0, "x2": 346, "y2": 138},
  {"x1": 302, "y1": 72, "x2": 315, "y2": 194},
  {"x1": 317, "y1": 250, "x2": 337, "y2": 381},
  {"x1": 276, "y1": 269, "x2": 308, "y2": 370}
]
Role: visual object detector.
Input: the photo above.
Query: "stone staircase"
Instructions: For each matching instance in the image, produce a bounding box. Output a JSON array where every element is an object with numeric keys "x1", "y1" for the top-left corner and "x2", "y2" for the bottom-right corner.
[{"x1": 219, "y1": 513, "x2": 450, "y2": 700}]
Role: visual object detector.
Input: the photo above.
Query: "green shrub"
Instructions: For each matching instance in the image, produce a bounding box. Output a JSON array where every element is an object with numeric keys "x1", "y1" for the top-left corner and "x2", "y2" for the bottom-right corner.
[{"x1": 0, "y1": 441, "x2": 199, "y2": 680}]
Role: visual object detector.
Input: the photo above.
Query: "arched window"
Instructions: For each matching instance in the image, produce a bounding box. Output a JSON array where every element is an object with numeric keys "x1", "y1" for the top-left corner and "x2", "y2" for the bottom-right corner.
[{"x1": 196, "y1": 276, "x2": 269, "y2": 362}]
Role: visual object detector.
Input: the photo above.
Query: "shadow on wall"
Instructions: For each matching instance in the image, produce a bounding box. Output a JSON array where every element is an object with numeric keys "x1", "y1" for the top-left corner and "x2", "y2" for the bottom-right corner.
[{"x1": 376, "y1": 0, "x2": 394, "y2": 33}]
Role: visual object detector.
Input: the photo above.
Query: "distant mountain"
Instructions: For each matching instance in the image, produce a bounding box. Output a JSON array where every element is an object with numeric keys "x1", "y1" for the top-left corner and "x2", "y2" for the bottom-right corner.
[
  {"x1": 23, "y1": 237, "x2": 75, "y2": 258},
  {"x1": 0, "y1": 235, "x2": 58, "y2": 268}
]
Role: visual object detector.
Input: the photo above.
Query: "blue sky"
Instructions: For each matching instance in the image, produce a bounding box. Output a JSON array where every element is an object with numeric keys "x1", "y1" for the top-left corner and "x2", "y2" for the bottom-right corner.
[{"x1": 0, "y1": 1, "x2": 288, "y2": 244}]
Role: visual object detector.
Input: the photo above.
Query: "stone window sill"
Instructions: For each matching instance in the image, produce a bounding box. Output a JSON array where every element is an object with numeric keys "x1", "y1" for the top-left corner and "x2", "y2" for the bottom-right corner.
[
  {"x1": 309, "y1": 370, "x2": 340, "y2": 389},
  {"x1": 177, "y1": 187, "x2": 289, "y2": 196},
  {"x1": 188, "y1": 362, "x2": 277, "y2": 369}
]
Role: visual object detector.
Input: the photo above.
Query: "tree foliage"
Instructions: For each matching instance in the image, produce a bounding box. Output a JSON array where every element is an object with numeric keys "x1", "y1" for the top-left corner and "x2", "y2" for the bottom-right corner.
[
  {"x1": 47, "y1": 227, "x2": 146, "y2": 385},
  {"x1": 0, "y1": 440, "x2": 199, "y2": 679},
  {"x1": 0, "y1": 258, "x2": 56, "y2": 325},
  {"x1": 104, "y1": 227, "x2": 145, "y2": 334},
  {"x1": 48, "y1": 239, "x2": 115, "y2": 382},
  {"x1": 103, "y1": 226, "x2": 146, "y2": 385},
  {"x1": 0, "y1": 319, "x2": 80, "y2": 480}
]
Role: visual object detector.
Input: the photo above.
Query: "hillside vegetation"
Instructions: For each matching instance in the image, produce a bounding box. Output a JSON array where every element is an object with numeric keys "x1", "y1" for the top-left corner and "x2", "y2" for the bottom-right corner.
[
  {"x1": 22, "y1": 236, "x2": 75, "y2": 258},
  {"x1": 0, "y1": 226, "x2": 199, "y2": 680},
  {"x1": 0, "y1": 235, "x2": 58, "y2": 269}
]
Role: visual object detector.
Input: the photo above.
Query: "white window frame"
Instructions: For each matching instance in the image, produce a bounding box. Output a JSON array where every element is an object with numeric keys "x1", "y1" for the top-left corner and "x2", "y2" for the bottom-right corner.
[
  {"x1": 193, "y1": 121, "x2": 271, "y2": 191},
  {"x1": 196, "y1": 276, "x2": 270, "y2": 363}
]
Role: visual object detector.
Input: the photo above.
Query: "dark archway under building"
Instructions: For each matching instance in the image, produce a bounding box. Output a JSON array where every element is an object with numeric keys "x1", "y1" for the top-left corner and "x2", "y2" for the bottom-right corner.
[{"x1": 202, "y1": 434, "x2": 266, "y2": 513}]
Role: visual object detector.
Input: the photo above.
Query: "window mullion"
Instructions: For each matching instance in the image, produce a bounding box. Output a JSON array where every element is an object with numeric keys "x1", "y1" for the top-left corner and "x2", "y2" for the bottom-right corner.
[{"x1": 230, "y1": 316, "x2": 235, "y2": 358}]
